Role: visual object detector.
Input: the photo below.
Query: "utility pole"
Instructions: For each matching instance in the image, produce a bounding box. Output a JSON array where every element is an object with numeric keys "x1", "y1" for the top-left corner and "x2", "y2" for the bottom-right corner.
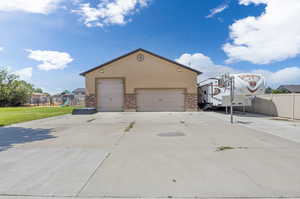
[{"x1": 230, "y1": 76, "x2": 234, "y2": 124}]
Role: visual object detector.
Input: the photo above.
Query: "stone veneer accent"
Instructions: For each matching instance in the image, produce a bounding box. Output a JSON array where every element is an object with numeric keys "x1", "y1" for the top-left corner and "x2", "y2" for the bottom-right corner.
[
  {"x1": 86, "y1": 93, "x2": 198, "y2": 111},
  {"x1": 185, "y1": 93, "x2": 198, "y2": 111},
  {"x1": 85, "y1": 94, "x2": 96, "y2": 107},
  {"x1": 124, "y1": 94, "x2": 137, "y2": 111}
]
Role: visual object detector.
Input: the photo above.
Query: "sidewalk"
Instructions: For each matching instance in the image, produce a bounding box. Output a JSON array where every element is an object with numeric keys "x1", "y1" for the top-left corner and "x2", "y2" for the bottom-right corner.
[{"x1": 209, "y1": 111, "x2": 300, "y2": 143}]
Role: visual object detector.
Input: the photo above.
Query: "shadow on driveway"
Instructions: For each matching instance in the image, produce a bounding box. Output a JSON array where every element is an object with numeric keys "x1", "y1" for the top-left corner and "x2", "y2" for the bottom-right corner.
[{"x1": 0, "y1": 127, "x2": 56, "y2": 152}]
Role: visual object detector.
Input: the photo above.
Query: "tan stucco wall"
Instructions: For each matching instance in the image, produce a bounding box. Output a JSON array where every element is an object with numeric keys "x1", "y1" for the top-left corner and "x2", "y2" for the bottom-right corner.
[
  {"x1": 84, "y1": 50, "x2": 198, "y2": 95},
  {"x1": 245, "y1": 94, "x2": 300, "y2": 120},
  {"x1": 295, "y1": 95, "x2": 300, "y2": 119}
]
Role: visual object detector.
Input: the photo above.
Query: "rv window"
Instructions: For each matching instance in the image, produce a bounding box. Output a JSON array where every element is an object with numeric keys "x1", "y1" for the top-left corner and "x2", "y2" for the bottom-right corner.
[{"x1": 204, "y1": 91, "x2": 207, "y2": 94}]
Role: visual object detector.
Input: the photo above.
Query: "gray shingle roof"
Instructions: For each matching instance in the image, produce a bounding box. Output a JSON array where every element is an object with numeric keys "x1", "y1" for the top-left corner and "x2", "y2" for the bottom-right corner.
[
  {"x1": 72, "y1": 88, "x2": 86, "y2": 94},
  {"x1": 277, "y1": 85, "x2": 300, "y2": 93}
]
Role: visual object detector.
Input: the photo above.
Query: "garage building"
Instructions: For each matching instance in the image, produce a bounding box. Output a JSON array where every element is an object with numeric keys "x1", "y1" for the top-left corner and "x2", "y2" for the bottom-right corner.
[{"x1": 80, "y1": 49, "x2": 201, "y2": 112}]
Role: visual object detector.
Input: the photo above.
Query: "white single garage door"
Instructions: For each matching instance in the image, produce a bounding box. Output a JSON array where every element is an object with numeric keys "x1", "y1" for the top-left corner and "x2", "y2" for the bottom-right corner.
[
  {"x1": 97, "y1": 79, "x2": 124, "y2": 112},
  {"x1": 136, "y1": 89, "x2": 185, "y2": 112}
]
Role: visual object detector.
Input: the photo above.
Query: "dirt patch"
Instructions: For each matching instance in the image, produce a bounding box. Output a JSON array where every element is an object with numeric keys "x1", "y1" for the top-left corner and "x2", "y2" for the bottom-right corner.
[
  {"x1": 216, "y1": 146, "x2": 248, "y2": 152},
  {"x1": 124, "y1": 121, "x2": 135, "y2": 132},
  {"x1": 86, "y1": 118, "x2": 96, "y2": 123},
  {"x1": 216, "y1": 146, "x2": 235, "y2": 152}
]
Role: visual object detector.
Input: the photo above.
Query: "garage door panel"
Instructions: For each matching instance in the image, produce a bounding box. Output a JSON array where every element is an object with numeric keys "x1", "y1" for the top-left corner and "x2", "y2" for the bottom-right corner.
[
  {"x1": 137, "y1": 89, "x2": 184, "y2": 112},
  {"x1": 97, "y1": 79, "x2": 123, "y2": 112}
]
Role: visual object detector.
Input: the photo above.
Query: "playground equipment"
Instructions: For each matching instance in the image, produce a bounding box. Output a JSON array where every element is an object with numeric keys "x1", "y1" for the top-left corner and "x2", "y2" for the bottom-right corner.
[{"x1": 60, "y1": 98, "x2": 70, "y2": 107}]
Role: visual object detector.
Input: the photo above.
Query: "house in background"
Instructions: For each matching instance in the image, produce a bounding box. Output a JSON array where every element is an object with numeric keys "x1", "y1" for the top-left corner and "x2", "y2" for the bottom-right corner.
[
  {"x1": 80, "y1": 48, "x2": 201, "y2": 112},
  {"x1": 63, "y1": 88, "x2": 86, "y2": 106},
  {"x1": 51, "y1": 94, "x2": 63, "y2": 105},
  {"x1": 51, "y1": 88, "x2": 85, "y2": 106},
  {"x1": 30, "y1": 93, "x2": 50, "y2": 106},
  {"x1": 72, "y1": 88, "x2": 86, "y2": 106},
  {"x1": 51, "y1": 88, "x2": 86, "y2": 106},
  {"x1": 277, "y1": 85, "x2": 300, "y2": 93},
  {"x1": 73, "y1": 88, "x2": 85, "y2": 95}
]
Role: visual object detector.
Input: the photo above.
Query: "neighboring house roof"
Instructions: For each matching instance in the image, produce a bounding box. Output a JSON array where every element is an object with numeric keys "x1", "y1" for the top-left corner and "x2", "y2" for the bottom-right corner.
[
  {"x1": 32, "y1": 93, "x2": 47, "y2": 97},
  {"x1": 277, "y1": 85, "x2": 300, "y2": 93},
  {"x1": 73, "y1": 88, "x2": 86, "y2": 94},
  {"x1": 80, "y1": 48, "x2": 202, "y2": 76},
  {"x1": 32, "y1": 93, "x2": 43, "y2": 96},
  {"x1": 63, "y1": 94, "x2": 75, "y2": 97}
]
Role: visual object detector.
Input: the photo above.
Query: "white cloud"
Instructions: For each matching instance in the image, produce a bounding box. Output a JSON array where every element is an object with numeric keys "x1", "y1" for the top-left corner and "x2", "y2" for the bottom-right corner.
[
  {"x1": 239, "y1": 0, "x2": 268, "y2": 5},
  {"x1": 73, "y1": 0, "x2": 150, "y2": 27},
  {"x1": 252, "y1": 67, "x2": 300, "y2": 86},
  {"x1": 26, "y1": 49, "x2": 73, "y2": 71},
  {"x1": 71, "y1": 0, "x2": 82, "y2": 5},
  {"x1": 206, "y1": 2, "x2": 229, "y2": 18},
  {"x1": 14, "y1": 67, "x2": 33, "y2": 81},
  {"x1": 175, "y1": 53, "x2": 237, "y2": 80},
  {"x1": 0, "y1": 46, "x2": 3, "y2": 52},
  {"x1": 0, "y1": 0, "x2": 64, "y2": 14},
  {"x1": 176, "y1": 52, "x2": 300, "y2": 87},
  {"x1": 223, "y1": 0, "x2": 300, "y2": 64}
]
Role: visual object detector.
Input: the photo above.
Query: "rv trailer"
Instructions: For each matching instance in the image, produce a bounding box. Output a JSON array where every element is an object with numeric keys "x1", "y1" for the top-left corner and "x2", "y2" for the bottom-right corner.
[{"x1": 198, "y1": 73, "x2": 266, "y2": 110}]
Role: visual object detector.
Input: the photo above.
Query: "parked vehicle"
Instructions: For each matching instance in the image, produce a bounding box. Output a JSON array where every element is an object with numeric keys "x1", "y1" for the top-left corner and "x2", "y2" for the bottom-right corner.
[{"x1": 198, "y1": 73, "x2": 266, "y2": 110}]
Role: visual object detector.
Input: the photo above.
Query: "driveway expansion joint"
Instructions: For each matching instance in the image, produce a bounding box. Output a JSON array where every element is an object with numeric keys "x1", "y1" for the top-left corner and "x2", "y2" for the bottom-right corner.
[{"x1": 75, "y1": 153, "x2": 111, "y2": 197}]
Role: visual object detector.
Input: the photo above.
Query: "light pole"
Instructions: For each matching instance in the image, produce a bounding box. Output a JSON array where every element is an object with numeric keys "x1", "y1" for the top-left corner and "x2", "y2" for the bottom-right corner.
[{"x1": 230, "y1": 76, "x2": 234, "y2": 124}]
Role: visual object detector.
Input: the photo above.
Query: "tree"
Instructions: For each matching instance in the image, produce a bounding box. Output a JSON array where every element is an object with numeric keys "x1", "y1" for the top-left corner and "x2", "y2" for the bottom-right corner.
[
  {"x1": 10, "y1": 80, "x2": 34, "y2": 106},
  {"x1": 34, "y1": 88, "x2": 43, "y2": 93},
  {"x1": 0, "y1": 68, "x2": 34, "y2": 107},
  {"x1": 265, "y1": 87, "x2": 273, "y2": 94},
  {"x1": 0, "y1": 69, "x2": 18, "y2": 106},
  {"x1": 272, "y1": 89, "x2": 289, "y2": 94},
  {"x1": 265, "y1": 87, "x2": 289, "y2": 94}
]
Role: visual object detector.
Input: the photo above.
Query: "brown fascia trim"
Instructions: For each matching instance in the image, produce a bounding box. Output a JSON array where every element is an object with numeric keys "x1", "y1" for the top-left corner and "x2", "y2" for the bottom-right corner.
[{"x1": 79, "y1": 48, "x2": 202, "y2": 76}]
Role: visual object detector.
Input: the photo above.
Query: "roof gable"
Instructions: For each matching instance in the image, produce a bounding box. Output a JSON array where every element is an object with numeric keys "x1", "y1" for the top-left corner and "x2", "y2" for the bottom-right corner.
[{"x1": 80, "y1": 48, "x2": 202, "y2": 76}]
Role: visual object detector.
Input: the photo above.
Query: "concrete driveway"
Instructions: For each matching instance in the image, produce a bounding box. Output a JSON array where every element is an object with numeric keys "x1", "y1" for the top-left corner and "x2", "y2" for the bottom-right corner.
[{"x1": 0, "y1": 112, "x2": 300, "y2": 199}]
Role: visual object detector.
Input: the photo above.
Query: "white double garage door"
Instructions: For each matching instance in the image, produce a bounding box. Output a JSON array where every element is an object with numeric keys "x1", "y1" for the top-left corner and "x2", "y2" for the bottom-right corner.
[{"x1": 97, "y1": 79, "x2": 185, "y2": 112}]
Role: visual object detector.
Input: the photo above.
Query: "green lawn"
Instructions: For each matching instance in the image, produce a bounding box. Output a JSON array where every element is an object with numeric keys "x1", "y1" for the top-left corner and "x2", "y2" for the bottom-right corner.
[{"x1": 0, "y1": 106, "x2": 77, "y2": 126}]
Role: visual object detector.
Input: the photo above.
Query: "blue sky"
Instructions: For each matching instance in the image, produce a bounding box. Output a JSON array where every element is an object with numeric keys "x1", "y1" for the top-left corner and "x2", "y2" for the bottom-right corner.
[{"x1": 0, "y1": 0, "x2": 300, "y2": 93}]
